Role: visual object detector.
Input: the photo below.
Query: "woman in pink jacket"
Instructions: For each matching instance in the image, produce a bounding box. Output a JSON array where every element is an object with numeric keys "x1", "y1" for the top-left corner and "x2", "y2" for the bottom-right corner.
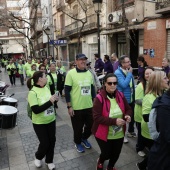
[{"x1": 92, "y1": 73, "x2": 132, "y2": 170}]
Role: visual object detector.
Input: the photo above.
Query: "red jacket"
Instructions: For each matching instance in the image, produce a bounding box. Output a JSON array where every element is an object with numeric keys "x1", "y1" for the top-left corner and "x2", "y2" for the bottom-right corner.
[{"x1": 92, "y1": 89, "x2": 132, "y2": 141}]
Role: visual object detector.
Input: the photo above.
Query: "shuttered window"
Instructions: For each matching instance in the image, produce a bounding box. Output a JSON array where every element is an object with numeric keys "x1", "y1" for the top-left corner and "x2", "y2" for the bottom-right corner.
[{"x1": 167, "y1": 30, "x2": 170, "y2": 60}]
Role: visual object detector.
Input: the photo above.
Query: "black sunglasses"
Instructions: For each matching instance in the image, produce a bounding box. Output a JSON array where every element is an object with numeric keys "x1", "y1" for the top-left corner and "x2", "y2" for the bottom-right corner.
[{"x1": 107, "y1": 82, "x2": 118, "y2": 86}]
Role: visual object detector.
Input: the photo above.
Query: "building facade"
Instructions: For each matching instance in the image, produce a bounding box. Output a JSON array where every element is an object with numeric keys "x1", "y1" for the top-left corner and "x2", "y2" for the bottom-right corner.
[
  {"x1": 103, "y1": 0, "x2": 170, "y2": 67},
  {"x1": 27, "y1": 0, "x2": 170, "y2": 67},
  {"x1": 0, "y1": 0, "x2": 26, "y2": 59}
]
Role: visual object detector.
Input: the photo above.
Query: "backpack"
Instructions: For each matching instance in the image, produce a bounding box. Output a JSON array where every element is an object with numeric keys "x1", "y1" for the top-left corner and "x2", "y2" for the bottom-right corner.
[
  {"x1": 27, "y1": 90, "x2": 37, "y2": 120},
  {"x1": 147, "y1": 108, "x2": 160, "y2": 140}
]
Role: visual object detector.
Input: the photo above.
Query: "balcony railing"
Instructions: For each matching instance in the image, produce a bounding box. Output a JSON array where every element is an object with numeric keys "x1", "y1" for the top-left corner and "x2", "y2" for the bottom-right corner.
[
  {"x1": 65, "y1": 22, "x2": 97, "y2": 36},
  {"x1": 156, "y1": 0, "x2": 170, "y2": 14}
]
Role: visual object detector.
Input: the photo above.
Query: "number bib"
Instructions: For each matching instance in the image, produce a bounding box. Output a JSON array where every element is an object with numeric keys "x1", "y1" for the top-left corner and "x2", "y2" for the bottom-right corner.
[
  {"x1": 45, "y1": 106, "x2": 54, "y2": 116},
  {"x1": 81, "y1": 86, "x2": 90, "y2": 96}
]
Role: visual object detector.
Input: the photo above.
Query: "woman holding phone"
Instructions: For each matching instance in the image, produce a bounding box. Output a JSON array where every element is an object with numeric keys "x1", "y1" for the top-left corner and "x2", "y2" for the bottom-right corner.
[{"x1": 27, "y1": 71, "x2": 58, "y2": 170}]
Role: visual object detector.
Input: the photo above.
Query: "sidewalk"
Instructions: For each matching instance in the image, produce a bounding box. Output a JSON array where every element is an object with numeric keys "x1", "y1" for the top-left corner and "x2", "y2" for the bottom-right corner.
[{"x1": 0, "y1": 69, "x2": 142, "y2": 170}]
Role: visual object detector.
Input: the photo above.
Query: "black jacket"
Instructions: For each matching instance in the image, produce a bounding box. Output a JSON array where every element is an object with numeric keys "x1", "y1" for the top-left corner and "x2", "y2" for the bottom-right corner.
[{"x1": 148, "y1": 91, "x2": 170, "y2": 170}]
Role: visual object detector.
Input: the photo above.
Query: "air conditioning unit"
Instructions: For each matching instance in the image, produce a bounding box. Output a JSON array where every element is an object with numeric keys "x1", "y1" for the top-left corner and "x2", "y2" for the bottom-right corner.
[{"x1": 107, "y1": 12, "x2": 120, "y2": 24}]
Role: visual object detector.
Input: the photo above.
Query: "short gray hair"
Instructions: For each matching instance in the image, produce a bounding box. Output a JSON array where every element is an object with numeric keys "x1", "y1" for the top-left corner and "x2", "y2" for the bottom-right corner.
[{"x1": 111, "y1": 53, "x2": 117, "y2": 57}]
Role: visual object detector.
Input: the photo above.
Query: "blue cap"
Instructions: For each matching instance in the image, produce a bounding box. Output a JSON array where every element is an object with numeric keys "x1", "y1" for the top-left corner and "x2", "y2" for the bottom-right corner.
[{"x1": 76, "y1": 54, "x2": 88, "y2": 60}]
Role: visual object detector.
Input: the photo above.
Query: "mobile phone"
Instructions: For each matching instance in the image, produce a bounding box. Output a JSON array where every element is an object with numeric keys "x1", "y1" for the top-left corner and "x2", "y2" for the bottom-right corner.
[{"x1": 55, "y1": 91, "x2": 59, "y2": 96}]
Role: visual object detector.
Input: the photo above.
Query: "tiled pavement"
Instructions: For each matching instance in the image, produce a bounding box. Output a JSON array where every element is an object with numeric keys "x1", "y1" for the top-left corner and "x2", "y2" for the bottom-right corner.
[{"x1": 0, "y1": 69, "x2": 142, "y2": 170}]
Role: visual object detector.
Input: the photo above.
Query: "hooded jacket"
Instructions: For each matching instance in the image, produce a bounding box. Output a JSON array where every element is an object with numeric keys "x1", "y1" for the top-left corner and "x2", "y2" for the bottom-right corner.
[
  {"x1": 148, "y1": 91, "x2": 170, "y2": 170},
  {"x1": 114, "y1": 67, "x2": 135, "y2": 104}
]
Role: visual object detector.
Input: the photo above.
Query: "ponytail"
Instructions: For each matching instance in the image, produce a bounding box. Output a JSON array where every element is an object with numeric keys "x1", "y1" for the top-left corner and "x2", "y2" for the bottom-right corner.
[{"x1": 27, "y1": 77, "x2": 33, "y2": 90}]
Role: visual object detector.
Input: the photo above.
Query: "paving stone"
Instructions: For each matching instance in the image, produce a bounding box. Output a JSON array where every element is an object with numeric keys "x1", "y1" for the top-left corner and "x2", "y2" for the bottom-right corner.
[
  {"x1": 9, "y1": 154, "x2": 27, "y2": 166},
  {"x1": 0, "y1": 137, "x2": 9, "y2": 169},
  {"x1": 17, "y1": 113, "x2": 32, "y2": 128},
  {"x1": 9, "y1": 163, "x2": 29, "y2": 170},
  {"x1": 0, "y1": 72, "x2": 142, "y2": 170},
  {"x1": 8, "y1": 146, "x2": 25, "y2": 157}
]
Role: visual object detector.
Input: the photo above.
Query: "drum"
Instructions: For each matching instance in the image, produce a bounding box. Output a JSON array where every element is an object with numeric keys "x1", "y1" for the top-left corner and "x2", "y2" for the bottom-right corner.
[
  {"x1": 0, "y1": 106, "x2": 18, "y2": 129},
  {"x1": 1, "y1": 97, "x2": 18, "y2": 107},
  {"x1": 98, "y1": 75, "x2": 105, "y2": 86}
]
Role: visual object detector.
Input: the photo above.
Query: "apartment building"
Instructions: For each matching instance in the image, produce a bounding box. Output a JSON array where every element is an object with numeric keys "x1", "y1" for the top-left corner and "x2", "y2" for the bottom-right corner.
[
  {"x1": 0, "y1": 0, "x2": 26, "y2": 59},
  {"x1": 48, "y1": 0, "x2": 170, "y2": 67},
  {"x1": 52, "y1": 0, "x2": 107, "y2": 65}
]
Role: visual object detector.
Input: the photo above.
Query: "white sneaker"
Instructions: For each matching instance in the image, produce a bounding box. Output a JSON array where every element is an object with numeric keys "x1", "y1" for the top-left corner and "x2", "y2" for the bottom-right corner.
[
  {"x1": 34, "y1": 158, "x2": 42, "y2": 168},
  {"x1": 138, "y1": 151, "x2": 146, "y2": 157},
  {"x1": 46, "y1": 163, "x2": 55, "y2": 170},
  {"x1": 123, "y1": 137, "x2": 129, "y2": 143}
]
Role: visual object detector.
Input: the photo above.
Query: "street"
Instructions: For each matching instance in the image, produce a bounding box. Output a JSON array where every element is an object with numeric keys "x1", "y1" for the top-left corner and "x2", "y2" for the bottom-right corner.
[{"x1": 0, "y1": 69, "x2": 142, "y2": 170}]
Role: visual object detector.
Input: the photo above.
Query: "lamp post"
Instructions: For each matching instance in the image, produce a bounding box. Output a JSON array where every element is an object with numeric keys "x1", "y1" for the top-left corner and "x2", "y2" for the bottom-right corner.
[
  {"x1": 44, "y1": 27, "x2": 51, "y2": 57},
  {"x1": 93, "y1": 0, "x2": 102, "y2": 58},
  {"x1": 0, "y1": 43, "x2": 3, "y2": 58},
  {"x1": 0, "y1": 43, "x2": 3, "y2": 72}
]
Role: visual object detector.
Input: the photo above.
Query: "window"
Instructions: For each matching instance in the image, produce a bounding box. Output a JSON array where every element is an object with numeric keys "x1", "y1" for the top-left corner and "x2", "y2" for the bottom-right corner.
[
  {"x1": 45, "y1": 7, "x2": 48, "y2": 14},
  {"x1": 54, "y1": 19, "x2": 56, "y2": 30},
  {"x1": 0, "y1": 40, "x2": 9, "y2": 45}
]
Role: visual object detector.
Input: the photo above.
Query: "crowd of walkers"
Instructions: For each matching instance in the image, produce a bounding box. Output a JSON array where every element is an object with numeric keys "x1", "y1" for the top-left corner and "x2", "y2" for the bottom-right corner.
[{"x1": 1, "y1": 53, "x2": 170, "y2": 170}]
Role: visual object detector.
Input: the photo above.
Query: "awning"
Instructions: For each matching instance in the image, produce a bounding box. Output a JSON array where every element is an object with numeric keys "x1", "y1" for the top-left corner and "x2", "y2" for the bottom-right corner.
[{"x1": 101, "y1": 24, "x2": 144, "y2": 35}]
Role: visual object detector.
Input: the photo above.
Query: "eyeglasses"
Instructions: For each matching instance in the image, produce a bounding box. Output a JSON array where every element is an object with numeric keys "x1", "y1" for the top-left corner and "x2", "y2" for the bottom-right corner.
[{"x1": 107, "y1": 82, "x2": 118, "y2": 86}]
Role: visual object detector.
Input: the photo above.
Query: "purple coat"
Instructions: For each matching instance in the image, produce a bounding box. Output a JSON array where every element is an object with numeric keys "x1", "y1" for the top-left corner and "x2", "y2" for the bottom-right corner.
[
  {"x1": 104, "y1": 61, "x2": 113, "y2": 74},
  {"x1": 113, "y1": 61, "x2": 119, "y2": 72},
  {"x1": 94, "y1": 58, "x2": 104, "y2": 73}
]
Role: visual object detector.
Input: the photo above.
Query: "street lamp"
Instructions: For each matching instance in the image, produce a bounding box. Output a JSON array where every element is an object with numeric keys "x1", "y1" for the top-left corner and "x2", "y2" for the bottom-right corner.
[
  {"x1": 0, "y1": 43, "x2": 3, "y2": 58},
  {"x1": 44, "y1": 27, "x2": 51, "y2": 57},
  {"x1": 93, "y1": 0, "x2": 103, "y2": 58}
]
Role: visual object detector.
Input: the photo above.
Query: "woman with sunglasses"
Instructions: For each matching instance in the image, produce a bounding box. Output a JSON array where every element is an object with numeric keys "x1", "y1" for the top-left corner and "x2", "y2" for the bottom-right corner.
[{"x1": 92, "y1": 73, "x2": 132, "y2": 170}]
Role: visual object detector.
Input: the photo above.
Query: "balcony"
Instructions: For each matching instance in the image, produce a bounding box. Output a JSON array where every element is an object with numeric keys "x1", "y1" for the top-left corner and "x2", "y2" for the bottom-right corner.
[
  {"x1": 65, "y1": 22, "x2": 97, "y2": 36},
  {"x1": 155, "y1": 0, "x2": 170, "y2": 14},
  {"x1": 55, "y1": 28, "x2": 66, "y2": 39}
]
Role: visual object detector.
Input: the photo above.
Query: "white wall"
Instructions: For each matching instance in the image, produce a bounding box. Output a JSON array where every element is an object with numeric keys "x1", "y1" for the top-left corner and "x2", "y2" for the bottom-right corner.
[{"x1": 2, "y1": 39, "x2": 24, "y2": 54}]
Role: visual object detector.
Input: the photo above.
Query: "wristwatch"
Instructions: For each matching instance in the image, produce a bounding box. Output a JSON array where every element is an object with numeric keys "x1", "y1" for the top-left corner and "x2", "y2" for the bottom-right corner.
[{"x1": 67, "y1": 106, "x2": 72, "y2": 109}]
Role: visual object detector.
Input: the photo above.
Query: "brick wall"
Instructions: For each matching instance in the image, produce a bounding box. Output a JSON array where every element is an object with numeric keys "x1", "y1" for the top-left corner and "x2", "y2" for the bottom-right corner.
[{"x1": 144, "y1": 19, "x2": 166, "y2": 67}]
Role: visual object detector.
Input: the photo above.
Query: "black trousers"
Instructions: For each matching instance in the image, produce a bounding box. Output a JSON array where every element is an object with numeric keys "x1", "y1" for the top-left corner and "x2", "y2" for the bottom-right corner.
[
  {"x1": 20, "y1": 74, "x2": 24, "y2": 85},
  {"x1": 136, "y1": 122, "x2": 144, "y2": 152},
  {"x1": 33, "y1": 120, "x2": 56, "y2": 163},
  {"x1": 96, "y1": 137, "x2": 124, "y2": 168},
  {"x1": 128, "y1": 102, "x2": 135, "y2": 133},
  {"x1": 71, "y1": 108, "x2": 93, "y2": 144},
  {"x1": 9, "y1": 74, "x2": 15, "y2": 85},
  {"x1": 138, "y1": 136, "x2": 154, "y2": 169}
]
